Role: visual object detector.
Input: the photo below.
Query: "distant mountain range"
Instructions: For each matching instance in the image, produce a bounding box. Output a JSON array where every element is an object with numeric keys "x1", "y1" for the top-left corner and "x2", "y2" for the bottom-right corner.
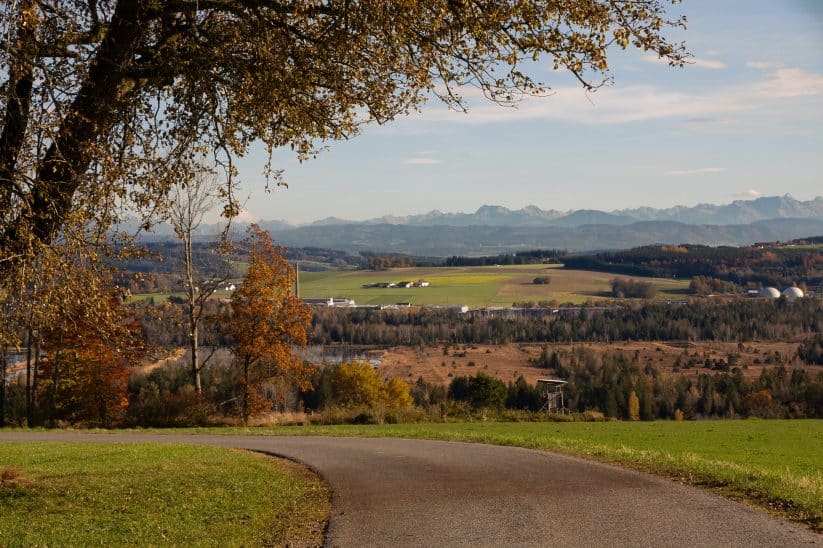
[
  {"x1": 265, "y1": 218, "x2": 823, "y2": 256},
  {"x1": 131, "y1": 195, "x2": 823, "y2": 255},
  {"x1": 266, "y1": 195, "x2": 823, "y2": 230}
]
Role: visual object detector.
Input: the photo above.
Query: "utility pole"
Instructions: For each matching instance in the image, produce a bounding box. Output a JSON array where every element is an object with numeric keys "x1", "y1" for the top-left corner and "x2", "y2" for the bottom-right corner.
[{"x1": 295, "y1": 261, "x2": 301, "y2": 299}]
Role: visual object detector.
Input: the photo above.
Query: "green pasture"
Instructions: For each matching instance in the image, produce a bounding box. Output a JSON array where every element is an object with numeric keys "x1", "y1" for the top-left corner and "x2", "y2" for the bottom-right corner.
[
  {"x1": 129, "y1": 287, "x2": 237, "y2": 303},
  {"x1": 298, "y1": 264, "x2": 689, "y2": 307},
  {"x1": 0, "y1": 442, "x2": 328, "y2": 545}
]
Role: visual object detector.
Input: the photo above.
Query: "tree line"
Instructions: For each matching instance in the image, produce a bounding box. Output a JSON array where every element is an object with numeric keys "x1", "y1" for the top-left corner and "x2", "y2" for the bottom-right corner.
[
  {"x1": 6, "y1": 294, "x2": 822, "y2": 426},
  {"x1": 564, "y1": 243, "x2": 823, "y2": 290},
  {"x1": 434, "y1": 349, "x2": 823, "y2": 419},
  {"x1": 443, "y1": 249, "x2": 566, "y2": 267},
  {"x1": 309, "y1": 299, "x2": 822, "y2": 347}
]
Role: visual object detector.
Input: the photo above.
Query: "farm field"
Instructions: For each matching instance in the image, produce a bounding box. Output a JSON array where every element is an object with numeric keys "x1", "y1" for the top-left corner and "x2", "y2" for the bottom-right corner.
[
  {"x1": 298, "y1": 264, "x2": 690, "y2": 307},
  {"x1": 129, "y1": 287, "x2": 237, "y2": 303},
  {"x1": 0, "y1": 442, "x2": 328, "y2": 545},
  {"x1": 369, "y1": 341, "x2": 821, "y2": 386}
]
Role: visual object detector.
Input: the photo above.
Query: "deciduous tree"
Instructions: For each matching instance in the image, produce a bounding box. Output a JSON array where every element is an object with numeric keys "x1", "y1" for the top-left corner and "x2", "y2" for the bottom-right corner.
[
  {"x1": 37, "y1": 295, "x2": 141, "y2": 426},
  {"x1": 168, "y1": 168, "x2": 232, "y2": 394},
  {"x1": 627, "y1": 389, "x2": 640, "y2": 420},
  {"x1": 3, "y1": 225, "x2": 142, "y2": 426},
  {"x1": 1, "y1": 1, "x2": 688, "y2": 276},
  {"x1": 324, "y1": 361, "x2": 413, "y2": 409},
  {"x1": 226, "y1": 225, "x2": 311, "y2": 422}
]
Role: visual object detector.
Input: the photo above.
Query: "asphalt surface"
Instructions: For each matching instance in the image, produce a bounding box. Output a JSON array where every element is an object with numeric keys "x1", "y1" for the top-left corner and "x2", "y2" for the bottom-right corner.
[{"x1": 1, "y1": 432, "x2": 819, "y2": 547}]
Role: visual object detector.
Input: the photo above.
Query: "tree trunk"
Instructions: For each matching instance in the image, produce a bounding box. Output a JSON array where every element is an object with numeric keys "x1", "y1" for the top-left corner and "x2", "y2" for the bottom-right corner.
[
  {"x1": 0, "y1": 0, "x2": 147, "y2": 271},
  {"x1": 242, "y1": 354, "x2": 250, "y2": 424},
  {"x1": 25, "y1": 327, "x2": 32, "y2": 426},
  {"x1": 1, "y1": 346, "x2": 7, "y2": 427},
  {"x1": 32, "y1": 337, "x2": 40, "y2": 394},
  {"x1": 49, "y1": 335, "x2": 64, "y2": 427},
  {"x1": 0, "y1": 0, "x2": 36, "y2": 213},
  {"x1": 191, "y1": 320, "x2": 201, "y2": 394},
  {"x1": 185, "y1": 229, "x2": 202, "y2": 394}
]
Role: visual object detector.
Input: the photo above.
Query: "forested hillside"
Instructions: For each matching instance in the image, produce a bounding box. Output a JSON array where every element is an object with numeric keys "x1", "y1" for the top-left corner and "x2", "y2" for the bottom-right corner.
[{"x1": 564, "y1": 241, "x2": 823, "y2": 290}]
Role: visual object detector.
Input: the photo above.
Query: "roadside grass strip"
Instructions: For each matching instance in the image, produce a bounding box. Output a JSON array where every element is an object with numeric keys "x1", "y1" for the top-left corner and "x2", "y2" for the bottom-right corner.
[{"x1": 0, "y1": 442, "x2": 329, "y2": 546}]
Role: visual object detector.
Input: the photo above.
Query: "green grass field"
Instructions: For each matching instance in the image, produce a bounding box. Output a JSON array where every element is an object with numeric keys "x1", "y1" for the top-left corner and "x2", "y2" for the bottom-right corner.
[
  {"x1": 0, "y1": 442, "x2": 328, "y2": 545},
  {"x1": 154, "y1": 420, "x2": 823, "y2": 530},
  {"x1": 129, "y1": 287, "x2": 238, "y2": 303},
  {"x1": 298, "y1": 264, "x2": 690, "y2": 307}
]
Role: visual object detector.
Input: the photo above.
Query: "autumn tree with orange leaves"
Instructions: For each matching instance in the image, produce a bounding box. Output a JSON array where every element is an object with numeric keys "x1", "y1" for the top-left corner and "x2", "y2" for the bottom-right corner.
[
  {"x1": 36, "y1": 294, "x2": 141, "y2": 427},
  {"x1": 1, "y1": 226, "x2": 143, "y2": 427},
  {"x1": 226, "y1": 226, "x2": 311, "y2": 423}
]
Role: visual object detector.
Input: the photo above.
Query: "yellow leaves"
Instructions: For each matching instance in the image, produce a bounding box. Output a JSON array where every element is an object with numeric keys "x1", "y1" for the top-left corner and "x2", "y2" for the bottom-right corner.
[
  {"x1": 385, "y1": 377, "x2": 414, "y2": 409},
  {"x1": 326, "y1": 361, "x2": 413, "y2": 410},
  {"x1": 628, "y1": 390, "x2": 640, "y2": 421},
  {"x1": 613, "y1": 28, "x2": 630, "y2": 50}
]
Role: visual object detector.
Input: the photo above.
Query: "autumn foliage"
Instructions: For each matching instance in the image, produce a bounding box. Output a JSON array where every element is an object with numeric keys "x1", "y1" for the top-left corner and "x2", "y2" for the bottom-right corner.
[
  {"x1": 226, "y1": 225, "x2": 312, "y2": 422},
  {"x1": 32, "y1": 294, "x2": 143, "y2": 426},
  {"x1": 1, "y1": 233, "x2": 143, "y2": 427},
  {"x1": 324, "y1": 361, "x2": 413, "y2": 410}
]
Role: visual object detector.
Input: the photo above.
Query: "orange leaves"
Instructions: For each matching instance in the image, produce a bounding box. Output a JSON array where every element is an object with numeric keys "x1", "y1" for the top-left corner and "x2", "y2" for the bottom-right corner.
[
  {"x1": 36, "y1": 296, "x2": 142, "y2": 426},
  {"x1": 227, "y1": 225, "x2": 312, "y2": 420}
]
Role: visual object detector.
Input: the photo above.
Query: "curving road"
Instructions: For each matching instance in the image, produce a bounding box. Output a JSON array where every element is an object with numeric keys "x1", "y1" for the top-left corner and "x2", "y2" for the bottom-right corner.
[{"x1": 1, "y1": 432, "x2": 819, "y2": 546}]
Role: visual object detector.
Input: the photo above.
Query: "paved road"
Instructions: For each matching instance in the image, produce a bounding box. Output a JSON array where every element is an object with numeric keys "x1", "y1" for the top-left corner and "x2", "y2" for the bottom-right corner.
[{"x1": 1, "y1": 432, "x2": 819, "y2": 546}]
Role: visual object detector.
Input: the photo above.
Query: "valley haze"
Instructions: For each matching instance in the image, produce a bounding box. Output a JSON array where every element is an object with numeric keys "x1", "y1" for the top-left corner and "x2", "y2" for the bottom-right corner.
[{"x1": 135, "y1": 195, "x2": 823, "y2": 255}]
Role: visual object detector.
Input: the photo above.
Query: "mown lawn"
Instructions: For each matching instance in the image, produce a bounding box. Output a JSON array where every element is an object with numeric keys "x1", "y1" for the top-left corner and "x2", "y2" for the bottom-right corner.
[
  {"x1": 0, "y1": 442, "x2": 329, "y2": 546},
  {"x1": 167, "y1": 419, "x2": 823, "y2": 530}
]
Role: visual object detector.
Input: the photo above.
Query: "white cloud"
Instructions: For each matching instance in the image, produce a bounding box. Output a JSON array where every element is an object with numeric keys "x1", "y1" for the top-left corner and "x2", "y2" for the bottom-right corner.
[
  {"x1": 666, "y1": 167, "x2": 727, "y2": 176},
  {"x1": 643, "y1": 55, "x2": 726, "y2": 69},
  {"x1": 746, "y1": 61, "x2": 782, "y2": 70},
  {"x1": 692, "y1": 58, "x2": 728, "y2": 70},
  {"x1": 756, "y1": 68, "x2": 823, "y2": 98},
  {"x1": 405, "y1": 157, "x2": 442, "y2": 165},
  {"x1": 734, "y1": 189, "x2": 762, "y2": 198},
  {"x1": 682, "y1": 117, "x2": 738, "y2": 127},
  {"x1": 705, "y1": 50, "x2": 722, "y2": 56},
  {"x1": 405, "y1": 65, "x2": 823, "y2": 128},
  {"x1": 419, "y1": 84, "x2": 753, "y2": 125},
  {"x1": 235, "y1": 209, "x2": 260, "y2": 223}
]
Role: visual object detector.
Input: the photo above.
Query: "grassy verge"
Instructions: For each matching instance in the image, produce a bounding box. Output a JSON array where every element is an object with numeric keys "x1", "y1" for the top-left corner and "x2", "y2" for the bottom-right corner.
[
  {"x1": 0, "y1": 442, "x2": 329, "y2": 545},
  {"x1": 126, "y1": 419, "x2": 823, "y2": 531}
]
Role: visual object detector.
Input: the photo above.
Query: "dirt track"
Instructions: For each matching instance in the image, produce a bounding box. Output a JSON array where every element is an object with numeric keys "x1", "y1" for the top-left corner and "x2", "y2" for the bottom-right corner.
[{"x1": 1, "y1": 432, "x2": 819, "y2": 546}]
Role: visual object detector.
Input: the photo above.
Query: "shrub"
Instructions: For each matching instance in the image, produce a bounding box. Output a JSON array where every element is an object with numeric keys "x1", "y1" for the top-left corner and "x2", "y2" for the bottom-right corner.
[
  {"x1": 610, "y1": 278, "x2": 657, "y2": 298},
  {"x1": 448, "y1": 373, "x2": 507, "y2": 410},
  {"x1": 323, "y1": 361, "x2": 413, "y2": 410},
  {"x1": 628, "y1": 390, "x2": 640, "y2": 421},
  {"x1": 798, "y1": 335, "x2": 823, "y2": 365}
]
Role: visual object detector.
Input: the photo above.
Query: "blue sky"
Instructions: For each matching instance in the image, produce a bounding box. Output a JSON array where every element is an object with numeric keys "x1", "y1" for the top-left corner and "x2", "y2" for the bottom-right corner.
[{"x1": 234, "y1": 0, "x2": 823, "y2": 225}]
